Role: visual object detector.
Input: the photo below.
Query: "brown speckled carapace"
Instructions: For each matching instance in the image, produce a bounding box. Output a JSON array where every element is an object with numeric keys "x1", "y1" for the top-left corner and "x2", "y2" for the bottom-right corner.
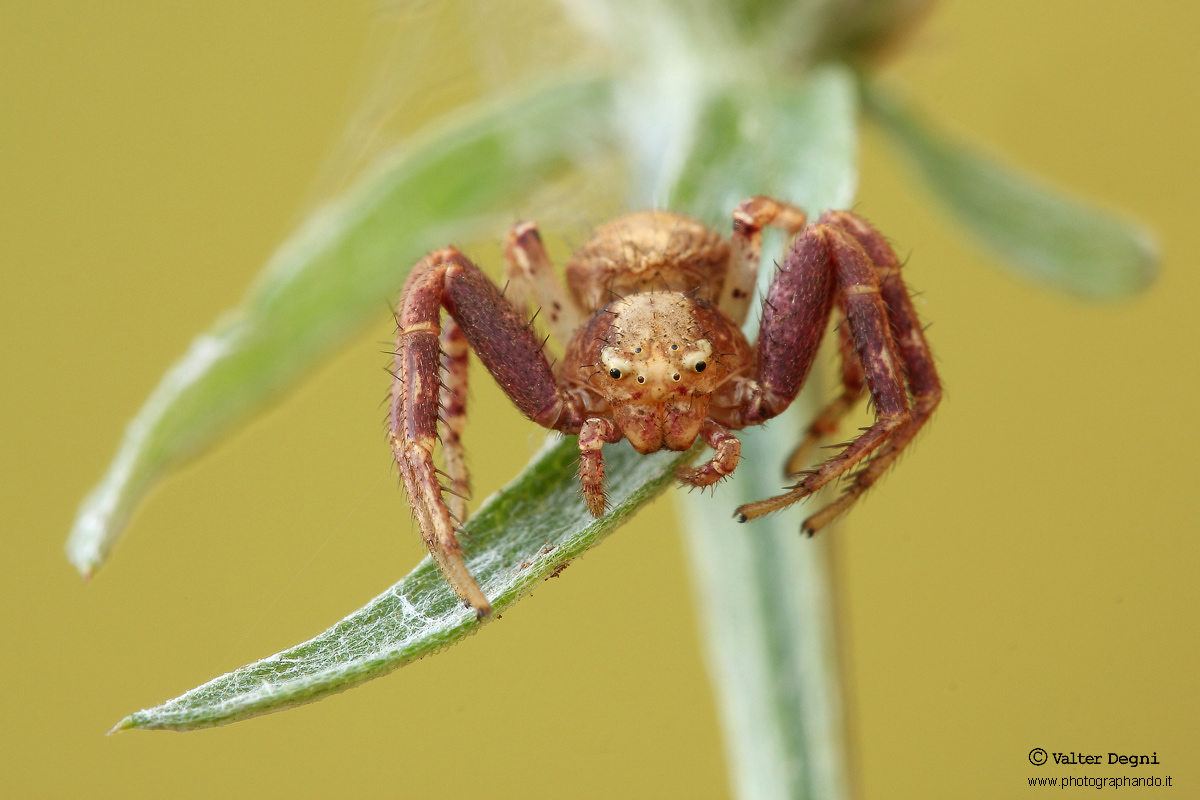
[{"x1": 389, "y1": 197, "x2": 940, "y2": 616}]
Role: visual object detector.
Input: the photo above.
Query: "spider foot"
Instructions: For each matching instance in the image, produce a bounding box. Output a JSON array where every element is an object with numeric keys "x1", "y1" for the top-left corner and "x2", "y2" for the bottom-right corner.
[
  {"x1": 582, "y1": 487, "x2": 609, "y2": 518},
  {"x1": 801, "y1": 501, "x2": 846, "y2": 537},
  {"x1": 579, "y1": 418, "x2": 618, "y2": 518},
  {"x1": 733, "y1": 481, "x2": 816, "y2": 523},
  {"x1": 675, "y1": 460, "x2": 735, "y2": 488},
  {"x1": 464, "y1": 598, "x2": 492, "y2": 620}
]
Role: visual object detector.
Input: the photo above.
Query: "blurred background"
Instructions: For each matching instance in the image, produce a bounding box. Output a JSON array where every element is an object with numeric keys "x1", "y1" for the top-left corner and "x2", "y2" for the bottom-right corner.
[{"x1": 2, "y1": 1, "x2": 1196, "y2": 797}]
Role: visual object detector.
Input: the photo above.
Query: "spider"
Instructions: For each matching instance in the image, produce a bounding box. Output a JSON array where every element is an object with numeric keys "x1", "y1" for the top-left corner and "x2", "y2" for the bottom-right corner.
[{"x1": 389, "y1": 196, "x2": 941, "y2": 616}]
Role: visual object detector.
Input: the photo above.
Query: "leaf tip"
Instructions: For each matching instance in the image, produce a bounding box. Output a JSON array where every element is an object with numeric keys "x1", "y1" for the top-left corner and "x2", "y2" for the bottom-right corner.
[
  {"x1": 1129, "y1": 226, "x2": 1162, "y2": 290},
  {"x1": 73, "y1": 552, "x2": 97, "y2": 583},
  {"x1": 66, "y1": 548, "x2": 98, "y2": 583},
  {"x1": 1067, "y1": 219, "x2": 1161, "y2": 300},
  {"x1": 107, "y1": 717, "x2": 135, "y2": 736},
  {"x1": 65, "y1": 505, "x2": 112, "y2": 580}
]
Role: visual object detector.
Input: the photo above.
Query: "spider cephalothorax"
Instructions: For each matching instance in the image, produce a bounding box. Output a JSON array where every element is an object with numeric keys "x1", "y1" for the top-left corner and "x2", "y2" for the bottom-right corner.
[
  {"x1": 390, "y1": 198, "x2": 941, "y2": 616},
  {"x1": 561, "y1": 291, "x2": 745, "y2": 455}
]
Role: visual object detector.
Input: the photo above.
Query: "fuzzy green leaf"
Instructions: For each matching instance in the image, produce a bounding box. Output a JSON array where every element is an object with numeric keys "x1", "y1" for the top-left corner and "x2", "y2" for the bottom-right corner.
[
  {"x1": 112, "y1": 437, "x2": 693, "y2": 732},
  {"x1": 866, "y1": 83, "x2": 1158, "y2": 298},
  {"x1": 66, "y1": 77, "x2": 614, "y2": 578}
]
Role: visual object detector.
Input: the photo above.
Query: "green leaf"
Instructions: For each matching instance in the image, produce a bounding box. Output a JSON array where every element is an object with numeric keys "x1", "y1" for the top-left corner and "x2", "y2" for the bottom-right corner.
[
  {"x1": 112, "y1": 437, "x2": 694, "y2": 732},
  {"x1": 866, "y1": 83, "x2": 1158, "y2": 298},
  {"x1": 66, "y1": 76, "x2": 615, "y2": 578}
]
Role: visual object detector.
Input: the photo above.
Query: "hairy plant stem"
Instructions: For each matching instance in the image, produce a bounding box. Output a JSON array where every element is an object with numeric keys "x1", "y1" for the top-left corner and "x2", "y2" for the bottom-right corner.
[{"x1": 640, "y1": 64, "x2": 857, "y2": 800}]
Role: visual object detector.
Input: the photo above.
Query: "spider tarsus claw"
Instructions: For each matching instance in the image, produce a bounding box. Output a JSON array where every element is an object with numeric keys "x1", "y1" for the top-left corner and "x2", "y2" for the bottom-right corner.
[
  {"x1": 735, "y1": 512, "x2": 748, "y2": 523},
  {"x1": 466, "y1": 599, "x2": 492, "y2": 620},
  {"x1": 802, "y1": 515, "x2": 827, "y2": 537}
]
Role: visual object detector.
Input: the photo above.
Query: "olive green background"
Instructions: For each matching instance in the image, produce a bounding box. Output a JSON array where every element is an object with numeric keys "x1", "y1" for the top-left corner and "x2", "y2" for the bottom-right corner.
[{"x1": 2, "y1": 2, "x2": 1196, "y2": 797}]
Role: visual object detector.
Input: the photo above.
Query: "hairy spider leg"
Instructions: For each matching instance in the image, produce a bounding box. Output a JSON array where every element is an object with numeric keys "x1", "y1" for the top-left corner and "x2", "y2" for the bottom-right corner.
[
  {"x1": 801, "y1": 211, "x2": 942, "y2": 533},
  {"x1": 500, "y1": 224, "x2": 631, "y2": 516},
  {"x1": 675, "y1": 420, "x2": 742, "y2": 487},
  {"x1": 578, "y1": 417, "x2": 622, "y2": 516},
  {"x1": 785, "y1": 311, "x2": 866, "y2": 476},
  {"x1": 721, "y1": 195, "x2": 809, "y2": 326},
  {"x1": 438, "y1": 318, "x2": 470, "y2": 524},
  {"x1": 503, "y1": 221, "x2": 583, "y2": 349},
  {"x1": 717, "y1": 223, "x2": 837, "y2": 431},
  {"x1": 735, "y1": 223, "x2": 912, "y2": 528},
  {"x1": 391, "y1": 248, "x2": 585, "y2": 617}
]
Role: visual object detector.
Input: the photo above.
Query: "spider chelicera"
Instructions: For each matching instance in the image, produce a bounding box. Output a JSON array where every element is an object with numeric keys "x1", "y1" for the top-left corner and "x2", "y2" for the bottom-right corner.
[{"x1": 389, "y1": 196, "x2": 940, "y2": 616}]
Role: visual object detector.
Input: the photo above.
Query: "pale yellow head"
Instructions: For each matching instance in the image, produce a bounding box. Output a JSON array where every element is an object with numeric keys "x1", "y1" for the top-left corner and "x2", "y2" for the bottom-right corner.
[{"x1": 592, "y1": 293, "x2": 726, "y2": 451}]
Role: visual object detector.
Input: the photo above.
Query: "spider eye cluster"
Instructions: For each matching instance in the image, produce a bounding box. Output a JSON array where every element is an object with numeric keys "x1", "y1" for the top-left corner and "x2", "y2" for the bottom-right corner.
[{"x1": 599, "y1": 339, "x2": 713, "y2": 386}]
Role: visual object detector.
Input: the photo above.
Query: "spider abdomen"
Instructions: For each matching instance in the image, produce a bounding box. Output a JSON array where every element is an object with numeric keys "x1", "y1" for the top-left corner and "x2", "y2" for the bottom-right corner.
[{"x1": 565, "y1": 211, "x2": 730, "y2": 313}]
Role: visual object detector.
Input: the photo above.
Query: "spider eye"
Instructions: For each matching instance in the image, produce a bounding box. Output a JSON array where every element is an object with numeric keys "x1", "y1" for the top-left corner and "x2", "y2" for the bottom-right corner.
[
  {"x1": 694, "y1": 361, "x2": 707, "y2": 373},
  {"x1": 636, "y1": 375, "x2": 645, "y2": 384},
  {"x1": 672, "y1": 373, "x2": 681, "y2": 382},
  {"x1": 670, "y1": 344, "x2": 679, "y2": 351},
  {"x1": 609, "y1": 368, "x2": 622, "y2": 379}
]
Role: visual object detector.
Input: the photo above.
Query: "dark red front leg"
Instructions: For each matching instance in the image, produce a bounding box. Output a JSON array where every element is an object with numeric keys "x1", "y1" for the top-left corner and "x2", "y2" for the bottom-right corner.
[
  {"x1": 785, "y1": 315, "x2": 865, "y2": 475},
  {"x1": 801, "y1": 211, "x2": 942, "y2": 531},
  {"x1": 720, "y1": 224, "x2": 837, "y2": 430},
  {"x1": 732, "y1": 223, "x2": 913, "y2": 530},
  {"x1": 390, "y1": 248, "x2": 585, "y2": 617}
]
